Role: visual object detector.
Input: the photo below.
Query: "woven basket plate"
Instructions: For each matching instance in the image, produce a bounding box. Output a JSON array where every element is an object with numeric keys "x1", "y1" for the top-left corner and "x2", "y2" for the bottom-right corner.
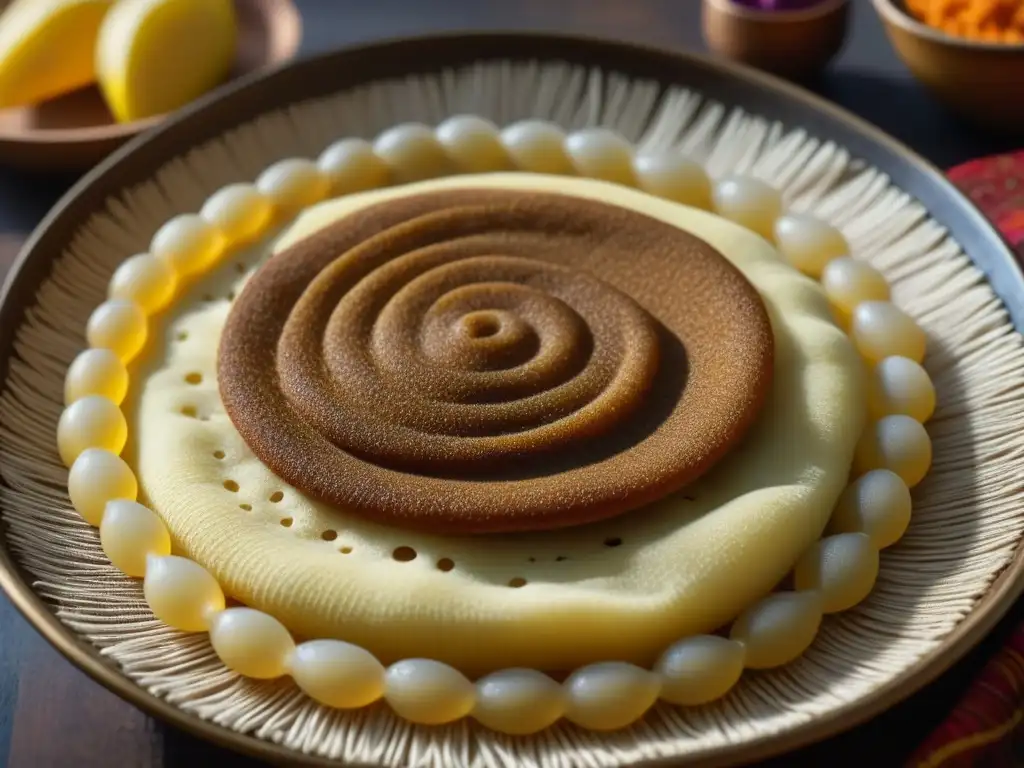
[{"x1": 2, "y1": 33, "x2": 1024, "y2": 768}]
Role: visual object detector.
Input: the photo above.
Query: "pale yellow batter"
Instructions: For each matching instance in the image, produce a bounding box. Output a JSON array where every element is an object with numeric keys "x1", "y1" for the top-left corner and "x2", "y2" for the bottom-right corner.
[{"x1": 127, "y1": 174, "x2": 863, "y2": 674}]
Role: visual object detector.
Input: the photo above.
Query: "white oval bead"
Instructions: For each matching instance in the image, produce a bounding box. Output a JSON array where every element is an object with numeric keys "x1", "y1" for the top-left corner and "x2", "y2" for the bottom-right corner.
[
  {"x1": 730, "y1": 591, "x2": 823, "y2": 669},
  {"x1": 500, "y1": 120, "x2": 575, "y2": 176},
  {"x1": 564, "y1": 128, "x2": 636, "y2": 186},
  {"x1": 57, "y1": 396, "x2": 127, "y2": 467},
  {"x1": 633, "y1": 153, "x2": 712, "y2": 209},
  {"x1": 143, "y1": 555, "x2": 225, "y2": 632},
  {"x1": 435, "y1": 115, "x2": 511, "y2": 174},
  {"x1": 773, "y1": 213, "x2": 849, "y2": 278},
  {"x1": 64, "y1": 348, "x2": 128, "y2": 406},
  {"x1": 108, "y1": 253, "x2": 177, "y2": 314},
  {"x1": 830, "y1": 469, "x2": 913, "y2": 549},
  {"x1": 384, "y1": 659, "x2": 475, "y2": 725},
  {"x1": 712, "y1": 176, "x2": 783, "y2": 240},
  {"x1": 200, "y1": 183, "x2": 273, "y2": 242},
  {"x1": 209, "y1": 607, "x2": 295, "y2": 679},
  {"x1": 317, "y1": 138, "x2": 391, "y2": 194},
  {"x1": 373, "y1": 123, "x2": 452, "y2": 184},
  {"x1": 291, "y1": 639, "x2": 385, "y2": 708},
  {"x1": 563, "y1": 661, "x2": 660, "y2": 731},
  {"x1": 256, "y1": 158, "x2": 330, "y2": 211},
  {"x1": 85, "y1": 299, "x2": 147, "y2": 363},
  {"x1": 473, "y1": 668, "x2": 566, "y2": 735},
  {"x1": 854, "y1": 414, "x2": 932, "y2": 488},
  {"x1": 100, "y1": 499, "x2": 171, "y2": 577},
  {"x1": 793, "y1": 533, "x2": 879, "y2": 614},
  {"x1": 869, "y1": 356, "x2": 936, "y2": 423},
  {"x1": 150, "y1": 214, "x2": 223, "y2": 276},
  {"x1": 821, "y1": 256, "x2": 890, "y2": 316},
  {"x1": 851, "y1": 301, "x2": 927, "y2": 364},
  {"x1": 655, "y1": 635, "x2": 745, "y2": 706},
  {"x1": 67, "y1": 448, "x2": 137, "y2": 526}
]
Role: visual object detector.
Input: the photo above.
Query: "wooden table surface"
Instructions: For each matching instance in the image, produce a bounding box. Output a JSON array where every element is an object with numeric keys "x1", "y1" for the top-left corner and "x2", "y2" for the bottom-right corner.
[{"x1": 1, "y1": 1, "x2": 1022, "y2": 766}]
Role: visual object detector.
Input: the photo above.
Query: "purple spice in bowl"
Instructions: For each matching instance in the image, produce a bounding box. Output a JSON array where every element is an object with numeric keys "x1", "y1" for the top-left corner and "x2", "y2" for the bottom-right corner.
[{"x1": 730, "y1": 0, "x2": 827, "y2": 9}]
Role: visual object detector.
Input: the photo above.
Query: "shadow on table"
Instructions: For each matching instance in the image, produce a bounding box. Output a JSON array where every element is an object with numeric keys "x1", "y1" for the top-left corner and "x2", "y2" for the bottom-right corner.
[
  {"x1": 159, "y1": 726, "x2": 262, "y2": 767},
  {"x1": 812, "y1": 70, "x2": 1023, "y2": 170},
  {"x1": 0, "y1": 168, "x2": 78, "y2": 254}
]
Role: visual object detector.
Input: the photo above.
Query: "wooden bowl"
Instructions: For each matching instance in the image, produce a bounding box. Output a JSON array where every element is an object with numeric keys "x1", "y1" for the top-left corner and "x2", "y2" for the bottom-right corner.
[
  {"x1": 701, "y1": 0, "x2": 850, "y2": 81},
  {"x1": 872, "y1": 0, "x2": 1024, "y2": 133},
  {"x1": 0, "y1": 0, "x2": 301, "y2": 172}
]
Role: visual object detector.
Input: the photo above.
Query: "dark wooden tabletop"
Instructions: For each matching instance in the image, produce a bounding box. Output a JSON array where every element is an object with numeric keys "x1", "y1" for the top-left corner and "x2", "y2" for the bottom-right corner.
[{"x1": 1, "y1": 1, "x2": 1022, "y2": 766}]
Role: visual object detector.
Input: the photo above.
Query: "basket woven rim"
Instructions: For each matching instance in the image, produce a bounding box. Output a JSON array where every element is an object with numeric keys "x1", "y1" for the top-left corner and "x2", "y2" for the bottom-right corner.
[{"x1": 1, "y1": 31, "x2": 1023, "y2": 767}]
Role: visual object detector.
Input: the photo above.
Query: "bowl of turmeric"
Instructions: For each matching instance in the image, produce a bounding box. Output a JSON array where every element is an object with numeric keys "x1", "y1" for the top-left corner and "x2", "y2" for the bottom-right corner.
[{"x1": 872, "y1": 0, "x2": 1024, "y2": 132}]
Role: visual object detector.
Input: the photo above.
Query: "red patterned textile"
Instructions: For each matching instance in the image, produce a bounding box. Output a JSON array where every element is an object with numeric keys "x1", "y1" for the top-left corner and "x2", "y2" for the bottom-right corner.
[
  {"x1": 949, "y1": 152, "x2": 1024, "y2": 251},
  {"x1": 904, "y1": 154, "x2": 1024, "y2": 768},
  {"x1": 907, "y1": 625, "x2": 1024, "y2": 767}
]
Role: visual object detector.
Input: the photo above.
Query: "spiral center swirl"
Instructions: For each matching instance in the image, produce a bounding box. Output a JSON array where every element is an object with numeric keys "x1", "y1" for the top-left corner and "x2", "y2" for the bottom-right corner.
[{"x1": 219, "y1": 188, "x2": 773, "y2": 534}]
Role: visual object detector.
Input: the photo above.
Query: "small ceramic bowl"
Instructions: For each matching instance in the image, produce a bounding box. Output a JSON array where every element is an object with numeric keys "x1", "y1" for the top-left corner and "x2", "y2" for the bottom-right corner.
[
  {"x1": 873, "y1": 0, "x2": 1024, "y2": 133},
  {"x1": 701, "y1": 0, "x2": 850, "y2": 81},
  {"x1": 0, "y1": 0, "x2": 301, "y2": 172}
]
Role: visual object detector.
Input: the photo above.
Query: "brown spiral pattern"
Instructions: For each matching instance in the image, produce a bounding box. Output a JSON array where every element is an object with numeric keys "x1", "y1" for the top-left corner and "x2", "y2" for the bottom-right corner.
[{"x1": 218, "y1": 189, "x2": 774, "y2": 534}]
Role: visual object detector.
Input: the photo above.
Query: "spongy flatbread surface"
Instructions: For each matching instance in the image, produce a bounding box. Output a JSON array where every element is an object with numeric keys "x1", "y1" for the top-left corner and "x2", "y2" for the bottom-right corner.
[
  {"x1": 128, "y1": 173, "x2": 863, "y2": 673},
  {"x1": 218, "y1": 186, "x2": 776, "y2": 533}
]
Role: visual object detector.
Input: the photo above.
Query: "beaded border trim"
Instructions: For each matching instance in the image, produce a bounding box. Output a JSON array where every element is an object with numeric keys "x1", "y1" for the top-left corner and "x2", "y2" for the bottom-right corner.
[{"x1": 56, "y1": 117, "x2": 935, "y2": 734}]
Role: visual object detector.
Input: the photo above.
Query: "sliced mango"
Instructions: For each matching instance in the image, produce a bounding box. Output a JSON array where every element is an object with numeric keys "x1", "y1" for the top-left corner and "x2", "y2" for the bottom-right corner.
[
  {"x1": 96, "y1": 0, "x2": 237, "y2": 123},
  {"x1": 0, "y1": 0, "x2": 113, "y2": 109}
]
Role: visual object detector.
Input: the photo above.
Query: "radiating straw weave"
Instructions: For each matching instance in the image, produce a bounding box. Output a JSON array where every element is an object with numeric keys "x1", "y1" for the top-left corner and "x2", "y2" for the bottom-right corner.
[{"x1": 2, "y1": 61, "x2": 1024, "y2": 768}]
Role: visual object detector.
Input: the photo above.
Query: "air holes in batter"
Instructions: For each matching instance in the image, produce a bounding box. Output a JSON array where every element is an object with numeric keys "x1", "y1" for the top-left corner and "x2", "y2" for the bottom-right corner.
[
  {"x1": 339, "y1": 546, "x2": 353, "y2": 554},
  {"x1": 280, "y1": 517, "x2": 293, "y2": 527},
  {"x1": 226, "y1": 291, "x2": 236, "y2": 301},
  {"x1": 392, "y1": 546, "x2": 417, "y2": 562},
  {"x1": 223, "y1": 480, "x2": 239, "y2": 493},
  {"x1": 185, "y1": 372, "x2": 202, "y2": 385},
  {"x1": 239, "y1": 503, "x2": 252, "y2": 511},
  {"x1": 437, "y1": 558, "x2": 455, "y2": 572},
  {"x1": 555, "y1": 555, "x2": 568, "y2": 562},
  {"x1": 213, "y1": 450, "x2": 225, "y2": 460},
  {"x1": 180, "y1": 405, "x2": 198, "y2": 418},
  {"x1": 269, "y1": 491, "x2": 284, "y2": 503},
  {"x1": 508, "y1": 577, "x2": 527, "y2": 588},
  {"x1": 321, "y1": 530, "x2": 338, "y2": 542},
  {"x1": 234, "y1": 262, "x2": 247, "y2": 274},
  {"x1": 175, "y1": 331, "x2": 189, "y2": 342},
  {"x1": 604, "y1": 537, "x2": 623, "y2": 548}
]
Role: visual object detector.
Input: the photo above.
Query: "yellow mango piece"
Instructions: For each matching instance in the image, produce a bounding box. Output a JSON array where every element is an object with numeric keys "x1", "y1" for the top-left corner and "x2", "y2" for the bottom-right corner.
[
  {"x1": 0, "y1": 0, "x2": 113, "y2": 109},
  {"x1": 96, "y1": 0, "x2": 236, "y2": 123}
]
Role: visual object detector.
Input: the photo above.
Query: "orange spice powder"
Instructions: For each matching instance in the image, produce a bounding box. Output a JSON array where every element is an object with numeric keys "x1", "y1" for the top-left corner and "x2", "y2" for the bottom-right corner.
[{"x1": 905, "y1": 0, "x2": 1024, "y2": 43}]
